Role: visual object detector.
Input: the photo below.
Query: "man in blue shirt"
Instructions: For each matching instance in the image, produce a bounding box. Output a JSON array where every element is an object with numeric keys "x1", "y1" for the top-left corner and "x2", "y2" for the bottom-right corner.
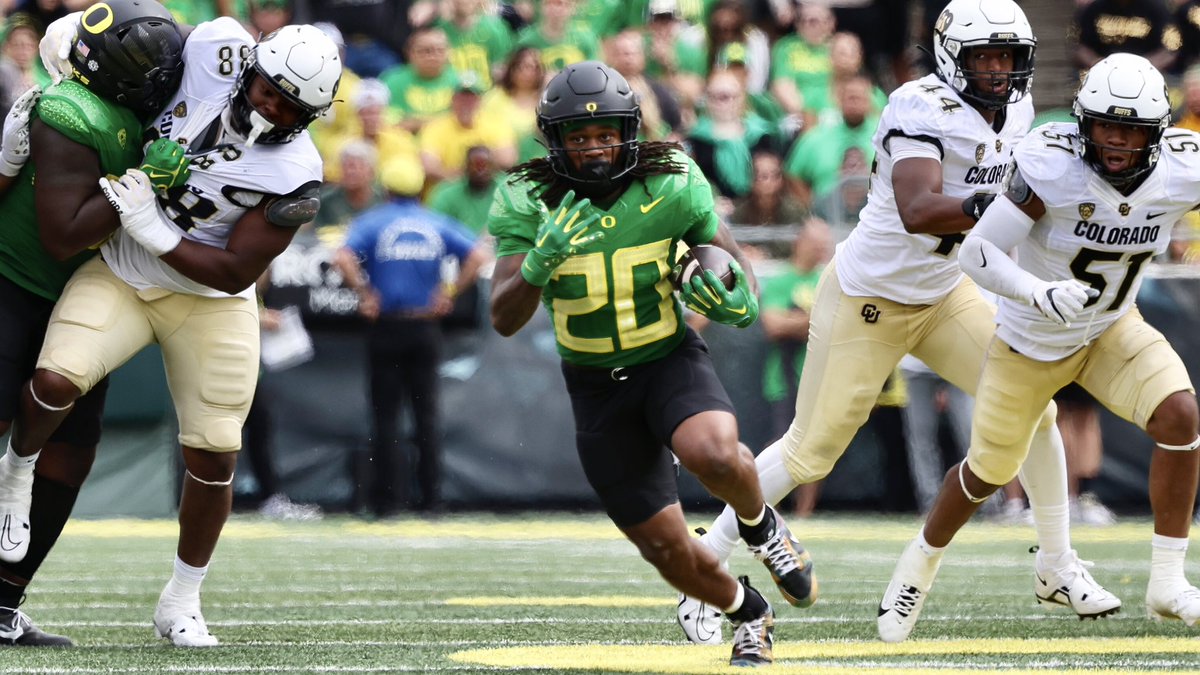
[{"x1": 334, "y1": 163, "x2": 489, "y2": 515}]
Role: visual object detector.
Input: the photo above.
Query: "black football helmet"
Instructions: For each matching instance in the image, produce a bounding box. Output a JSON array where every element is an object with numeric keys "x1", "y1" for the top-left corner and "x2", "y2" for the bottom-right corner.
[
  {"x1": 68, "y1": 0, "x2": 184, "y2": 118},
  {"x1": 537, "y1": 61, "x2": 641, "y2": 184}
]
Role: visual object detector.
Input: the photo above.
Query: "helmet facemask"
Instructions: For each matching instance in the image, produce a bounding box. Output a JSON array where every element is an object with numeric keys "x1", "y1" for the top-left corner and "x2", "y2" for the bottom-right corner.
[
  {"x1": 948, "y1": 43, "x2": 1035, "y2": 111},
  {"x1": 542, "y1": 113, "x2": 641, "y2": 186},
  {"x1": 1075, "y1": 111, "x2": 1166, "y2": 192}
]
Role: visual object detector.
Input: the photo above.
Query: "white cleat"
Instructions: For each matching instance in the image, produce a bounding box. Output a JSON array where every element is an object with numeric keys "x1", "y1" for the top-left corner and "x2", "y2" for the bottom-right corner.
[
  {"x1": 877, "y1": 539, "x2": 942, "y2": 643},
  {"x1": 1034, "y1": 550, "x2": 1121, "y2": 619},
  {"x1": 1146, "y1": 583, "x2": 1200, "y2": 626},
  {"x1": 0, "y1": 464, "x2": 32, "y2": 564},
  {"x1": 154, "y1": 595, "x2": 219, "y2": 647},
  {"x1": 677, "y1": 593, "x2": 723, "y2": 645}
]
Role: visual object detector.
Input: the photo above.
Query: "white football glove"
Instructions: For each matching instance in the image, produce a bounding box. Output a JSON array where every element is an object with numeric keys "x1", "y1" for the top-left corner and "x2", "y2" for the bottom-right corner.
[
  {"x1": 1031, "y1": 279, "x2": 1099, "y2": 326},
  {"x1": 98, "y1": 169, "x2": 181, "y2": 257},
  {"x1": 0, "y1": 86, "x2": 41, "y2": 177},
  {"x1": 40, "y1": 12, "x2": 81, "y2": 84}
]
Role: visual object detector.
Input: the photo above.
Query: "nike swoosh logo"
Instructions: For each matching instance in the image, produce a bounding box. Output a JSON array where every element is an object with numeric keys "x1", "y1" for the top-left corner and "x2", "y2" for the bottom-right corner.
[
  {"x1": 0, "y1": 517, "x2": 23, "y2": 551},
  {"x1": 1147, "y1": 212, "x2": 1166, "y2": 219},
  {"x1": 639, "y1": 197, "x2": 664, "y2": 214},
  {"x1": 1044, "y1": 288, "x2": 1066, "y2": 323},
  {"x1": 980, "y1": 248, "x2": 988, "y2": 268},
  {"x1": 728, "y1": 305, "x2": 748, "y2": 315}
]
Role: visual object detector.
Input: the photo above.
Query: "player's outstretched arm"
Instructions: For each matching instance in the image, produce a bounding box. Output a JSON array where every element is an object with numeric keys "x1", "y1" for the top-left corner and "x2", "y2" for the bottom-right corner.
[{"x1": 31, "y1": 120, "x2": 122, "y2": 259}]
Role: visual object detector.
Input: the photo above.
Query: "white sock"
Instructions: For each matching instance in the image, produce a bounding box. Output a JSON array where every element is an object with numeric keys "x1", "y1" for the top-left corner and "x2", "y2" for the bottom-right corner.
[
  {"x1": 2, "y1": 440, "x2": 38, "y2": 473},
  {"x1": 1150, "y1": 534, "x2": 1189, "y2": 588},
  {"x1": 167, "y1": 556, "x2": 208, "y2": 597},
  {"x1": 915, "y1": 530, "x2": 946, "y2": 558},
  {"x1": 1020, "y1": 422, "x2": 1071, "y2": 558},
  {"x1": 703, "y1": 507, "x2": 741, "y2": 564},
  {"x1": 722, "y1": 578, "x2": 746, "y2": 614}
]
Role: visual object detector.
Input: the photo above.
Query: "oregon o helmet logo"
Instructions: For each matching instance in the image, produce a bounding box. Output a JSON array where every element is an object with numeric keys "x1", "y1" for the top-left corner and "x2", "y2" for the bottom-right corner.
[
  {"x1": 81, "y1": 2, "x2": 115, "y2": 34},
  {"x1": 585, "y1": 102, "x2": 597, "y2": 113}
]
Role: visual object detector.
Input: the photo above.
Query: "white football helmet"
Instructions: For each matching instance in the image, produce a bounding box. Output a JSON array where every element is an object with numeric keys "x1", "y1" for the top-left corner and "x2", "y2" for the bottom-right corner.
[
  {"x1": 932, "y1": 0, "x2": 1036, "y2": 110},
  {"x1": 230, "y1": 24, "x2": 342, "y2": 146},
  {"x1": 1073, "y1": 53, "x2": 1170, "y2": 190}
]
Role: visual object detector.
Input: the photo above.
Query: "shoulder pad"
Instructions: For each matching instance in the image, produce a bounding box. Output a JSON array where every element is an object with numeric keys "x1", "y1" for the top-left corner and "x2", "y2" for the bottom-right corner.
[
  {"x1": 1011, "y1": 123, "x2": 1085, "y2": 208},
  {"x1": 265, "y1": 181, "x2": 321, "y2": 228},
  {"x1": 878, "y1": 80, "x2": 957, "y2": 155}
]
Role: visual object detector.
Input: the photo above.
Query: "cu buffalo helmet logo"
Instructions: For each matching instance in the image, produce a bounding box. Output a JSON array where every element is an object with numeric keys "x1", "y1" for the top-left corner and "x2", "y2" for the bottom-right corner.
[
  {"x1": 935, "y1": 10, "x2": 952, "y2": 35},
  {"x1": 974, "y1": 144, "x2": 986, "y2": 164},
  {"x1": 1078, "y1": 203, "x2": 1095, "y2": 220},
  {"x1": 861, "y1": 304, "x2": 881, "y2": 324}
]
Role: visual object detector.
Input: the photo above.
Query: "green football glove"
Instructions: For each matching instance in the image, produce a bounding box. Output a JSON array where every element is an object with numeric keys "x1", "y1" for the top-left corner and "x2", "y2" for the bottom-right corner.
[
  {"x1": 679, "y1": 260, "x2": 759, "y2": 328},
  {"x1": 521, "y1": 189, "x2": 605, "y2": 287},
  {"x1": 140, "y1": 138, "x2": 191, "y2": 191}
]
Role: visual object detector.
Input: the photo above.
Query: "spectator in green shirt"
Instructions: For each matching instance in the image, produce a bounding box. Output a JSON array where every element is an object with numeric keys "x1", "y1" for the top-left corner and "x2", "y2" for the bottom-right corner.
[
  {"x1": 438, "y1": 0, "x2": 514, "y2": 89},
  {"x1": 314, "y1": 140, "x2": 388, "y2": 235},
  {"x1": 516, "y1": 0, "x2": 600, "y2": 73},
  {"x1": 687, "y1": 69, "x2": 780, "y2": 204},
  {"x1": 426, "y1": 146, "x2": 502, "y2": 237},
  {"x1": 784, "y1": 75, "x2": 877, "y2": 206},
  {"x1": 379, "y1": 26, "x2": 459, "y2": 133},
  {"x1": 769, "y1": 3, "x2": 835, "y2": 132}
]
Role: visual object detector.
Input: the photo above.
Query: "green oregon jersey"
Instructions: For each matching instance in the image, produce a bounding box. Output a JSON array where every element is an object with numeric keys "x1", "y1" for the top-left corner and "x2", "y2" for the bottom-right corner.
[
  {"x1": 0, "y1": 80, "x2": 142, "y2": 301},
  {"x1": 488, "y1": 152, "x2": 719, "y2": 367}
]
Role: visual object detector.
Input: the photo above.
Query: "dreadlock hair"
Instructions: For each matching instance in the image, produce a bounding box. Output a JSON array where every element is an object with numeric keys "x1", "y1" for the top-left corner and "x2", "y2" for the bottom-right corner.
[{"x1": 507, "y1": 141, "x2": 688, "y2": 208}]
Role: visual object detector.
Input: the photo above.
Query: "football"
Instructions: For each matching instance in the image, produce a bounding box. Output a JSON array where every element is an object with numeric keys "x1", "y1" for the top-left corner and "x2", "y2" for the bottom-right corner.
[{"x1": 673, "y1": 244, "x2": 736, "y2": 291}]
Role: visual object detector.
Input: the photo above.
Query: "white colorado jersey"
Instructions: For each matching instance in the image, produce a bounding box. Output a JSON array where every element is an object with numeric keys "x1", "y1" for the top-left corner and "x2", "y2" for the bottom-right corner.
[
  {"x1": 102, "y1": 17, "x2": 323, "y2": 298},
  {"x1": 996, "y1": 122, "x2": 1199, "y2": 360},
  {"x1": 836, "y1": 74, "x2": 1034, "y2": 304}
]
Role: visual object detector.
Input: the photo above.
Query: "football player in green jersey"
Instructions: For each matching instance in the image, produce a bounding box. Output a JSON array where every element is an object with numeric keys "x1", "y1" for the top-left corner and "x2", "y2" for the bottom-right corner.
[
  {"x1": 488, "y1": 61, "x2": 813, "y2": 666},
  {"x1": 0, "y1": 0, "x2": 186, "y2": 646}
]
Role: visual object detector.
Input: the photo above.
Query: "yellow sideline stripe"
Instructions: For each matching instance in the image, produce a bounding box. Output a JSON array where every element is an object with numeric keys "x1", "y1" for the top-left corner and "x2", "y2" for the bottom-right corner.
[
  {"x1": 449, "y1": 639, "x2": 1200, "y2": 674},
  {"x1": 60, "y1": 517, "x2": 1173, "y2": 545},
  {"x1": 444, "y1": 595, "x2": 670, "y2": 607}
]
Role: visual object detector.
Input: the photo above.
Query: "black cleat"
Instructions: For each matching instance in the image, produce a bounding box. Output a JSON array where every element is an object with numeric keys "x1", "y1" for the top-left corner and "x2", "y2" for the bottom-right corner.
[
  {"x1": 0, "y1": 607, "x2": 72, "y2": 646},
  {"x1": 729, "y1": 577, "x2": 774, "y2": 667},
  {"x1": 746, "y1": 511, "x2": 817, "y2": 607}
]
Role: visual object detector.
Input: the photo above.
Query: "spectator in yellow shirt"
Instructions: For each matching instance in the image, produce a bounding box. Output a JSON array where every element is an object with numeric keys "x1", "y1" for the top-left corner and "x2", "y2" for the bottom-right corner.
[
  {"x1": 327, "y1": 79, "x2": 421, "y2": 186},
  {"x1": 418, "y1": 74, "x2": 517, "y2": 184}
]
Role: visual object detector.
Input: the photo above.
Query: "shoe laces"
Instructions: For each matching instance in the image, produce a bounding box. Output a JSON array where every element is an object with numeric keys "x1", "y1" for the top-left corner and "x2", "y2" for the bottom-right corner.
[
  {"x1": 890, "y1": 584, "x2": 922, "y2": 618},
  {"x1": 1044, "y1": 550, "x2": 1099, "y2": 587},
  {"x1": 732, "y1": 613, "x2": 770, "y2": 657},
  {"x1": 750, "y1": 526, "x2": 801, "y2": 576}
]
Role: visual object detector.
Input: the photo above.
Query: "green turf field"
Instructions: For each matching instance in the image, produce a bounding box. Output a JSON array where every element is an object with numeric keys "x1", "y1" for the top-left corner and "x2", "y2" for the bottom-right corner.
[{"x1": 4, "y1": 513, "x2": 1200, "y2": 673}]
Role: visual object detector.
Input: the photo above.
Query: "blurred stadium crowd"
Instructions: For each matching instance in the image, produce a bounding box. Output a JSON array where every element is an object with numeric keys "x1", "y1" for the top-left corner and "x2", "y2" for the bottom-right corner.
[{"x1": 4, "y1": 0, "x2": 1200, "y2": 522}]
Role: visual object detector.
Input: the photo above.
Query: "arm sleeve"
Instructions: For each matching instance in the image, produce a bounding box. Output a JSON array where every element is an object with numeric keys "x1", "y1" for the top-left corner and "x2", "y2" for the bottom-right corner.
[
  {"x1": 959, "y1": 195, "x2": 1039, "y2": 305},
  {"x1": 889, "y1": 136, "x2": 944, "y2": 163}
]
